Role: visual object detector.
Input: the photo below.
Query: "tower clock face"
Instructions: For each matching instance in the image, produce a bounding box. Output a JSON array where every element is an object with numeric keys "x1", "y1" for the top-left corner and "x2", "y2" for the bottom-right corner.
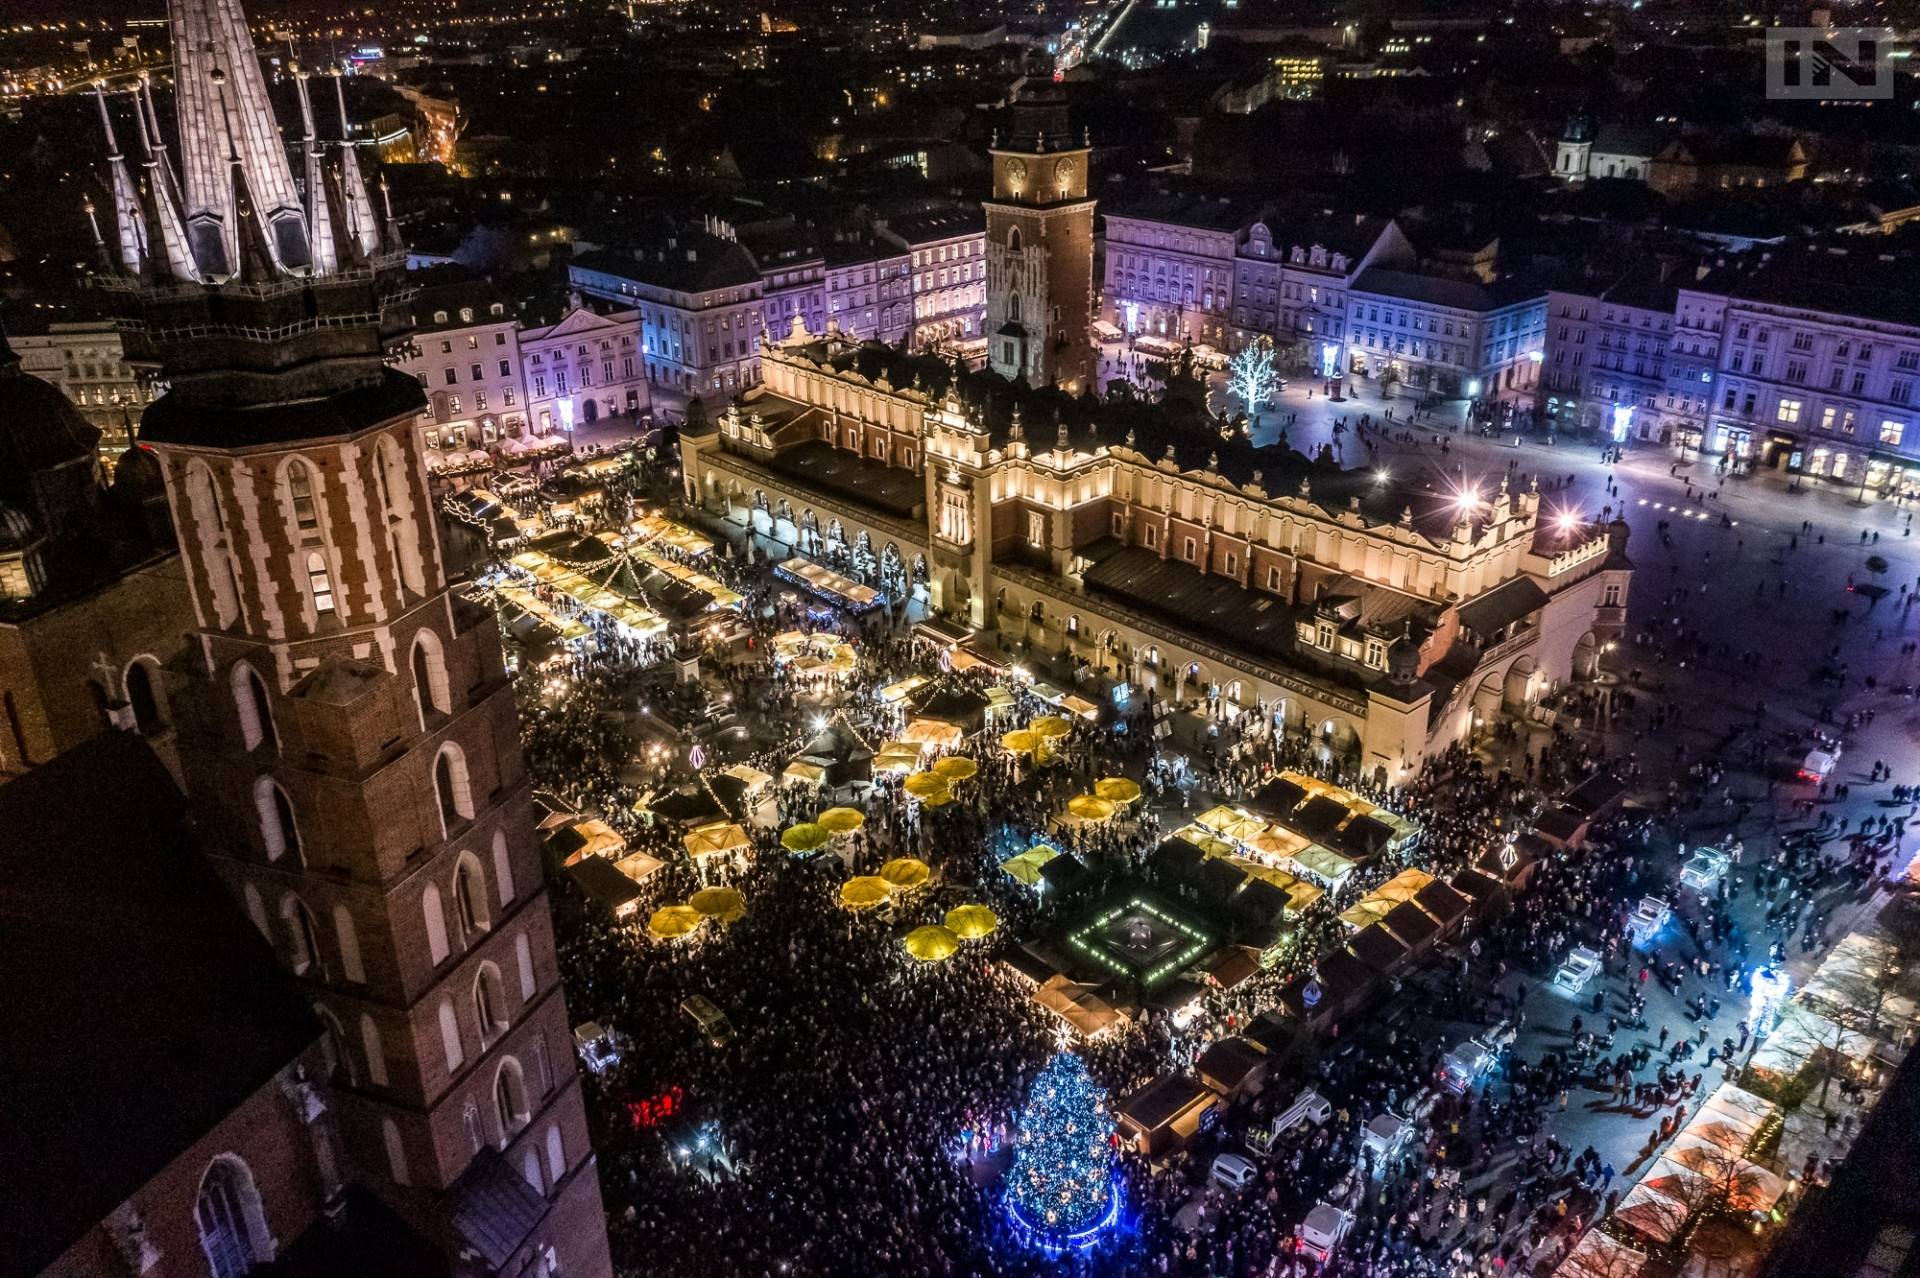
[
  {"x1": 1054, "y1": 158, "x2": 1075, "y2": 188},
  {"x1": 1007, "y1": 158, "x2": 1027, "y2": 185}
]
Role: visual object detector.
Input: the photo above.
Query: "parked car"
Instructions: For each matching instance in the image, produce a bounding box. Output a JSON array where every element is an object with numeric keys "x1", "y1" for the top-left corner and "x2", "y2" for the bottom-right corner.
[
  {"x1": 1440, "y1": 1039, "x2": 1495, "y2": 1094},
  {"x1": 1210, "y1": 1152, "x2": 1258, "y2": 1192},
  {"x1": 680, "y1": 994, "x2": 735, "y2": 1047}
]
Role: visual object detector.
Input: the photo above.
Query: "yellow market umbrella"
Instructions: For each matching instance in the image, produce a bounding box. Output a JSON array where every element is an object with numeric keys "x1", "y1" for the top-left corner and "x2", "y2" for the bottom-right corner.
[
  {"x1": 932, "y1": 755, "x2": 979, "y2": 782},
  {"x1": 1031, "y1": 715, "x2": 1072, "y2": 739},
  {"x1": 903, "y1": 925, "x2": 960, "y2": 963},
  {"x1": 1094, "y1": 777, "x2": 1142, "y2": 805},
  {"x1": 1067, "y1": 794, "x2": 1117, "y2": 822},
  {"x1": 648, "y1": 905, "x2": 704, "y2": 939},
  {"x1": 1001, "y1": 844, "x2": 1061, "y2": 886},
  {"x1": 903, "y1": 771, "x2": 950, "y2": 801},
  {"x1": 782, "y1": 822, "x2": 832, "y2": 853},
  {"x1": 945, "y1": 903, "x2": 1000, "y2": 940},
  {"x1": 817, "y1": 807, "x2": 865, "y2": 835},
  {"x1": 688, "y1": 886, "x2": 746, "y2": 924},
  {"x1": 1001, "y1": 729, "x2": 1041, "y2": 755},
  {"x1": 879, "y1": 857, "x2": 931, "y2": 890},
  {"x1": 839, "y1": 876, "x2": 891, "y2": 910}
]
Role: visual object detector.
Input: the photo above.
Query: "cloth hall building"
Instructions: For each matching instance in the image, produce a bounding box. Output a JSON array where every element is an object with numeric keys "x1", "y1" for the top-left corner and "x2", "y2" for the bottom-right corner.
[{"x1": 680, "y1": 320, "x2": 1630, "y2": 781}]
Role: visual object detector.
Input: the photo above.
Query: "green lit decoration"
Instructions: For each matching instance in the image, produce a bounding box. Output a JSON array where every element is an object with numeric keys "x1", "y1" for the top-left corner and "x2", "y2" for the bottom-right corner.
[{"x1": 1004, "y1": 1052, "x2": 1121, "y2": 1251}]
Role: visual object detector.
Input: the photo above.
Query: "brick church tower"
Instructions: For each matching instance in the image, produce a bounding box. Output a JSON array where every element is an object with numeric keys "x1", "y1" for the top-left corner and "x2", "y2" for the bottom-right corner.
[
  {"x1": 984, "y1": 85, "x2": 1096, "y2": 391},
  {"x1": 91, "y1": 2, "x2": 611, "y2": 1271}
]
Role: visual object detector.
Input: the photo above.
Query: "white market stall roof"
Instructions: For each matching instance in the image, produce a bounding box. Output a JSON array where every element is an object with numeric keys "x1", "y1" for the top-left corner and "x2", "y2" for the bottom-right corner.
[
  {"x1": 720, "y1": 763, "x2": 775, "y2": 790},
  {"x1": 775, "y1": 557, "x2": 882, "y2": 611},
  {"x1": 627, "y1": 513, "x2": 714, "y2": 557},
  {"x1": 878, "y1": 675, "x2": 929, "y2": 704},
  {"x1": 633, "y1": 546, "x2": 743, "y2": 609},
  {"x1": 1550, "y1": 1228, "x2": 1648, "y2": 1278},
  {"x1": 1750, "y1": 1002, "x2": 1874, "y2": 1077}
]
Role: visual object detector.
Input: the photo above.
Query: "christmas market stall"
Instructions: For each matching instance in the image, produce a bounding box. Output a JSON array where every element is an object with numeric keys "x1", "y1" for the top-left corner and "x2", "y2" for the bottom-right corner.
[
  {"x1": 774, "y1": 557, "x2": 885, "y2": 613},
  {"x1": 567, "y1": 854, "x2": 647, "y2": 921},
  {"x1": 1115, "y1": 1073, "x2": 1220, "y2": 1158}
]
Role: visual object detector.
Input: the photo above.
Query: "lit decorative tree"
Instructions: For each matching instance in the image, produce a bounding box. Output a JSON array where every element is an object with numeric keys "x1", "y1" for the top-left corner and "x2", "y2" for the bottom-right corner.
[
  {"x1": 1005, "y1": 1053, "x2": 1120, "y2": 1248},
  {"x1": 1226, "y1": 337, "x2": 1279, "y2": 421}
]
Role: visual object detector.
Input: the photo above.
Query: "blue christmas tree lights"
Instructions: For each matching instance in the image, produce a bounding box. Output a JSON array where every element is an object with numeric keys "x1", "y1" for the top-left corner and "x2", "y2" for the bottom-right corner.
[{"x1": 1004, "y1": 1052, "x2": 1122, "y2": 1251}]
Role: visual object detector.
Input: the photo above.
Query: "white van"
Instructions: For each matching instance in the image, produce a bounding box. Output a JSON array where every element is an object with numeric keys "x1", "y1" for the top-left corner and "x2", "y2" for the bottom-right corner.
[
  {"x1": 1296, "y1": 1203, "x2": 1354, "y2": 1263},
  {"x1": 1210, "y1": 1152, "x2": 1258, "y2": 1192}
]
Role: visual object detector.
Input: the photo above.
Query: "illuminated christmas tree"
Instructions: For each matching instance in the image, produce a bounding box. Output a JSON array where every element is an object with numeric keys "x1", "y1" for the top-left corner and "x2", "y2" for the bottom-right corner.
[{"x1": 1005, "y1": 1052, "x2": 1120, "y2": 1249}]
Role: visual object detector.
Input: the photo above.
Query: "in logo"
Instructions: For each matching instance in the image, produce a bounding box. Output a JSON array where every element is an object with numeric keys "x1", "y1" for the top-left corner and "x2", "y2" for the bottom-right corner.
[{"x1": 1767, "y1": 28, "x2": 1894, "y2": 99}]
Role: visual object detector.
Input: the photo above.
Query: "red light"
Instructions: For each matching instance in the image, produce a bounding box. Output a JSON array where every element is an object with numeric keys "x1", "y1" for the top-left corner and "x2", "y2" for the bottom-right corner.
[{"x1": 627, "y1": 1084, "x2": 685, "y2": 1129}]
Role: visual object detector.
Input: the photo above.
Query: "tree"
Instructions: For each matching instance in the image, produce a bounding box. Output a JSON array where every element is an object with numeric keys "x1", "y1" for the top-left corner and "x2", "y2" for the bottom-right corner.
[
  {"x1": 1005, "y1": 1053, "x2": 1119, "y2": 1246},
  {"x1": 1226, "y1": 338, "x2": 1279, "y2": 420}
]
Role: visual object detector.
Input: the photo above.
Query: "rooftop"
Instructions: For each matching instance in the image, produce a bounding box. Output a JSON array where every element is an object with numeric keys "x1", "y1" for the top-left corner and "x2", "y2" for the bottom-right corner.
[{"x1": 0, "y1": 732, "x2": 321, "y2": 1272}]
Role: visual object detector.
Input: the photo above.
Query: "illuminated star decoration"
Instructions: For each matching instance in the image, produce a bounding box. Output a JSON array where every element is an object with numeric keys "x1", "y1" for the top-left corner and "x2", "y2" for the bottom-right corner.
[{"x1": 1004, "y1": 1052, "x2": 1122, "y2": 1251}]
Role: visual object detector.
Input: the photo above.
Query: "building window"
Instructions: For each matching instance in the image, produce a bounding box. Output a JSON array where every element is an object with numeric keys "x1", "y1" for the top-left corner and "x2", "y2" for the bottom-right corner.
[
  {"x1": 1027, "y1": 512, "x2": 1046, "y2": 546},
  {"x1": 455, "y1": 855, "x2": 490, "y2": 935},
  {"x1": 474, "y1": 962, "x2": 509, "y2": 1041},
  {"x1": 1182, "y1": 536, "x2": 1197, "y2": 562},
  {"x1": 421, "y1": 863, "x2": 461, "y2": 963},
  {"x1": 438, "y1": 997, "x2": 464, "y2": 1072},
  {"x1": 233, "y1": 664, "x2": 277, "y2": 753},
  {"x1": 434, "y1": 745, "x2": 474, "y2": 833},
  {"x1": 256, "y1": 777, "x2": 301, "y2": 862},
  {"x1": 383, "y1": 1119, "x2": 410, "y2": 1186},
  {"x1": 495, "y1": 1057, "x2": 530, "y2": 1143},
  {"x1": 1776, "y1": 398, "x2": 1802, "y2": 425},
  {"x1": 306, "y1": 552, "x2": 336, "y2": 616},
  {"x1": 1881, "y1": 420, "x2": 1906, "y2": 446},
  {"x1": 286, "y1": 460, "x2": 320, "y2": 532},
  {"x1": 1603, "y1": 583, "x2": 1622, "y2": 607},
  {"x1": 281, "y1": 894, "x2": 324, "y2": 977},
  {"x1": 196, "y1": 1156, "x2": 271, "y2": 1278},
  {"x1": 411, "y1": 631, "x2": 449, "y2": 721}
]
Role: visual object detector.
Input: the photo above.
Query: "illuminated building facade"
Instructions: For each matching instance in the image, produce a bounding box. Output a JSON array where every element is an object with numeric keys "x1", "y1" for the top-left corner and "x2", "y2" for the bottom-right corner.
[
  {"x1": 680, "y1": 319, "x2": 1630, "y2": 781},
  {"x1": 876, "y1": 207, "x2": 988, "y2": 352}
]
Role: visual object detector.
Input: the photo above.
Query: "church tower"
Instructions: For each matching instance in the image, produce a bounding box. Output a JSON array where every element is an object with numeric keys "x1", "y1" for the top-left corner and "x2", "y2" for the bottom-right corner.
[
  {"x1": 984, "y1": 85, "x2": 1096, "y2": 391},
  {"x1": 92, "y1": 2, "x2": 612, "y2": 1272}
]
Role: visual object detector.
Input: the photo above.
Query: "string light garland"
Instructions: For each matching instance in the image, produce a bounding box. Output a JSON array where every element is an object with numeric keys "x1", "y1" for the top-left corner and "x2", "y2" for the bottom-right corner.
[{"x1": 1004, "y1": 1053, "x2": 1122, "y2": 1252}]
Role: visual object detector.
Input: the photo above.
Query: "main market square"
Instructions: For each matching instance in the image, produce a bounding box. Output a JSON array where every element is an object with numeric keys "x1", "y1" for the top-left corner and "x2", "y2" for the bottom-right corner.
[{"x1": 438, "y1": 312, "x2": 1920, "y2": 1278}]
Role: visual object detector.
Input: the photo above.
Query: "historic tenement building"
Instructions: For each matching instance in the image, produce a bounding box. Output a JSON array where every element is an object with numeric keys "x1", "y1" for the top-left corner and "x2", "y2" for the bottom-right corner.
[
  {"x1": 34, "y1": 0, "x2": 615, "y2": 1271},
  {"x1": 681, "y1": 319, "x2": 1630, "y2": 783}
]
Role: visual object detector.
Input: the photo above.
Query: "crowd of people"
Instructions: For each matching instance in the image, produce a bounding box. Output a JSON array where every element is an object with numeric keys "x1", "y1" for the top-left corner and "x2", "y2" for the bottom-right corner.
[{"x1": 458, "y1": 436, "x2": 1902, "y2": 1278}]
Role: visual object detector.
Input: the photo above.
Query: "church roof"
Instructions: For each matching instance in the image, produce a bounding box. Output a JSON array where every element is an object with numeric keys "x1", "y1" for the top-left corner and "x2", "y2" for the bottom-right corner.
[{"x1": 0, "y1": 732, "x2": 320, "y2": 1273}]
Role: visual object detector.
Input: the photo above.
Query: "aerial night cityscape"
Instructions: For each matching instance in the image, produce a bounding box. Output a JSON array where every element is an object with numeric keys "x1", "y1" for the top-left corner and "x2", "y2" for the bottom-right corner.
[{"x1": 8, "y1": 0, "x2": 1920, "y2": 1277}]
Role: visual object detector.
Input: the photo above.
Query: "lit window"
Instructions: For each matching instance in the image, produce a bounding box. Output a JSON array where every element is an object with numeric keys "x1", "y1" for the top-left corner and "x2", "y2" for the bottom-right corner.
[
  {"x1": 306, "y1": 552, "x2": 336, "y2": 615},
  {"x1": 287, "y1": 460, "x2": 319, "y2": 531}
]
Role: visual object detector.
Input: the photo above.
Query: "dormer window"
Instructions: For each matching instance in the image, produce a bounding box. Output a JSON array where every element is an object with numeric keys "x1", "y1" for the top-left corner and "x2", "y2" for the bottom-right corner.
[
  {"x1": 459, "y1": 307, "x2": 474, "y2": 322},
  {"x1": 490, "y1": 303, "x2": 504, "y2": 316},
  {"x1": 433, "y1": 310, "x2": 448, "y2": 324}
]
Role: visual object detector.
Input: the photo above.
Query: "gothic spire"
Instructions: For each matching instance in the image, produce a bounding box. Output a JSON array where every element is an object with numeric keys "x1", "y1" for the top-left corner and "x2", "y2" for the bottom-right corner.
[
  {"x1": 293, "y1": 68, "x2": 339, "y2": 275},
  {"x1": 170, "y1": 0, "x2": 311, "y2": 279},
  {"x1": 332, "y1": 71, "x2": 380, "y2": 259},
  {"x1": 93, "y1": 84, "x2": 150, "y2": 276}
]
